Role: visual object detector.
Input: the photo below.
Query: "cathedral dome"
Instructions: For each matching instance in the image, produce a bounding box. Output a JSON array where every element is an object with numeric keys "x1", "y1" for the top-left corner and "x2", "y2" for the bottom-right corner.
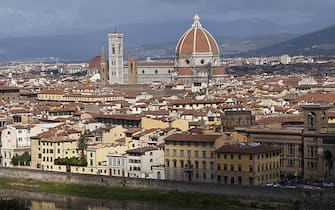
[
  {"x1": 88, "y1": 56, "x2": 101, "y2": 69},
  {"x1": 176, "y1": 13, "x2": 220, "y2": 61}
]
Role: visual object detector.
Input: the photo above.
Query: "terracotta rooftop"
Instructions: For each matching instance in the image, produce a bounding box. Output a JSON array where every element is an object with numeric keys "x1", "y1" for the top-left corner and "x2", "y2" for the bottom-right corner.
[{"x1": 126, "y1": 146, "x2": 158, "y2": 154}]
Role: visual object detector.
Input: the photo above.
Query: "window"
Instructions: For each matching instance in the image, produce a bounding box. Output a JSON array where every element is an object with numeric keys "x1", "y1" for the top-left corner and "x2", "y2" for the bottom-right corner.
[
  {"x1": 230, "y1": 164, "x2": 234, "y2": 171},
  {"x1": 210, "y1": 152, "x2": 214, "y2": 159},
  {"x1": 224, "y1": 154, "x2": 227, "y2": 159},
  {"x1": 249, "y1": 177, "x2": 253, "y2": 185},
  {"x1": 187, "y1": 150, "x2": 191, "y2": 158},
  {"x1": 231, "y1": 154, "x2": 234, "y2": 160},
  {"x1": 224, "y1": 164, "x2": 227, "y2": 171},
  {"x1": 231, "y1": 177, "x2": 235, "y2": 184},
  {"x1": 288, "y1": 159, "x2": 294, "y2": 167},
  {"x1": 180, "y1": 150, "x2": 184, "y2": 157},
  {"x1": 217, "y1": 164, "x2": 221, "y2": 171},
  {"x1": 202, "y1": 151, "x2": 206, "y2": 158},
  {"x1": 195, "y1": 161, "x2": 199, "y2": 169},
  {"x1": 165, "y1": 149, "x2": 170, "y2": 156},
  {"x1": 195, "y1": 151, "x2": 199, "y2": 158},
  {"x1": 173, "y1": 149, "x2": 176, "y2": 157},
  {"x1": 224, "y1": 176, "x2": 228, "y2": 184},
  {"x1": 249, "y1": 155, "x2": 253, "y2": 160},
  {"x1": 308, "y1": 146, "x2": 315, "y2": 157},
  {"x1": 202, "y1": 161, "x2": 207, "y2": 169},
  {"x1": 155, "y1": 70, "x2": 158, "y2": 74},
  {"x1": 288, "y1": 144, "x2": 295, "y2": 155},
  {"x1": 173, "y1": 159, "x2": 177, "y2": 168},
  {"x1": 238, "y1": 164, "x2": 241, "y2": 172},
  {"x1": 210, "y1": 161, "x2": 214, "y2": 170},
  {"x1": 249, "y1": 166, "x2": 253, "y2": 172},
  {"x1": 238, "y1": 177, "x2": 242, "y2": 185},
  {"x1": 238, "y1": 154, "x2": 241, "y2": 160},
  {"x1": 180, "y1": 160, "x2": 184, "y2": 168}
]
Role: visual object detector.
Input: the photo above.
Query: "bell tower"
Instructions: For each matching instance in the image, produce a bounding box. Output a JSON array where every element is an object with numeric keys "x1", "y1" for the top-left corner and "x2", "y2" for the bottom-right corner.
[
  {"x1": 108, "y1": 32, "x2": 124, "y2": 84},
  {"x1": 302, "y1": 104, "x2": 329, "y2": 134},
  {"x1": 99, "y1": 47, "x2": 108, "y2": 87}
]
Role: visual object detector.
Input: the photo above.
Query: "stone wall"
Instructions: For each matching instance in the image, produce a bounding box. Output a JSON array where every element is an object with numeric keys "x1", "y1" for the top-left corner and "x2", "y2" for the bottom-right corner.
[{"x1": 0, "y1": 167, "x2": 332, "y2": 204}]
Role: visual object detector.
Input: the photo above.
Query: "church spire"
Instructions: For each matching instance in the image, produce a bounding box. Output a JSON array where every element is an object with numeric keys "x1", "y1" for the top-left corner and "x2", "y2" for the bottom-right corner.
[
  {"x1": 100, "y1": 46, "x2": 106, "y2": 64},
  {"x1": 192, "y1": 12, "x2": 202, "y2": 29}
]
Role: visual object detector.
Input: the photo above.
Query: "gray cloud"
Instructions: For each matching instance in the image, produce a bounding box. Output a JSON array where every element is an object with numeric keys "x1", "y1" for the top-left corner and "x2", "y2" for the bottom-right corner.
[{"x1": 0, "y1": 0, "x2": 334, "y2": 36}]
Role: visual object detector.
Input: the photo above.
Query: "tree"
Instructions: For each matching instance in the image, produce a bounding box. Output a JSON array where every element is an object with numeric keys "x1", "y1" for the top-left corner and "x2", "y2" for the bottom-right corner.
[
  {"x1": 11, "y1": 152, "x2": 31, "y2": 166},
  {"x1": 77, "y1": 134, "x2": 87, "y2": 159}
]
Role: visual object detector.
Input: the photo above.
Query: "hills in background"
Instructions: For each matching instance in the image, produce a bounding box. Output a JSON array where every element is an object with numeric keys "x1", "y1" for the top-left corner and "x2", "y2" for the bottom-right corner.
[
  {"x1": 0, "y1": 19, "x2": 334, "y2": 62},
  {"x1": 240, "y1": 24, "x2": 335, "y2": 57}
]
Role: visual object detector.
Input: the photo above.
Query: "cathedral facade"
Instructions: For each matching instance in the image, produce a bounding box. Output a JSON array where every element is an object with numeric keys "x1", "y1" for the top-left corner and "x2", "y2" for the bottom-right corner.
[{"x1": 89, "y1": 13, "x2": 226, "y2": 85}]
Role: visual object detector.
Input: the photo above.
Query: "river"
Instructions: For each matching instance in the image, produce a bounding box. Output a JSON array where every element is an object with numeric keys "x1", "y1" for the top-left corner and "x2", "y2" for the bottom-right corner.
[{"x1": 0, "y1": 188, "x2": 230, "y2": 210}]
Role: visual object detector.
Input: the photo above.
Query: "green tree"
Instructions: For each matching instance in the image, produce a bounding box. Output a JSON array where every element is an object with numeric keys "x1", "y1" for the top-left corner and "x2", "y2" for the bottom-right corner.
[
  {"x1": 11, "y1": 152, "x2": 31, "y2": 166},
  {"x1": 77, "y1": 134, "x2": 87, "y2": 159}
]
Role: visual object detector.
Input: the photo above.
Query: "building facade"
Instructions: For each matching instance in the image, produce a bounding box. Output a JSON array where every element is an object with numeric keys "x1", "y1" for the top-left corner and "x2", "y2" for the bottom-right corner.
[
  {"x1": 237, "y1": 104, "x2": 335, "y2": 179},
  {"x1": 215, "y1": 143, "x2": 280, "y2": 185},
  {"x1": 164, "y1": 133, "x2": 225, "y2": 183}
]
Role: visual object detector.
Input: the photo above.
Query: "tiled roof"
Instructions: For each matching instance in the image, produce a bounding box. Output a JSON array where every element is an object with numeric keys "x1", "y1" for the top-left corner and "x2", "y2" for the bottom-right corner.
[{"x1": 126, "y1": 146, "x2": 158, "y2": 154}]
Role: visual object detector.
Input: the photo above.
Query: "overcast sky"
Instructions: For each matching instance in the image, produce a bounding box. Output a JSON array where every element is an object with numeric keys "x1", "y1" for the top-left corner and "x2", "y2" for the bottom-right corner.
[{"x1": 1, "y1": 0, "x2": 335, "y2": 36}]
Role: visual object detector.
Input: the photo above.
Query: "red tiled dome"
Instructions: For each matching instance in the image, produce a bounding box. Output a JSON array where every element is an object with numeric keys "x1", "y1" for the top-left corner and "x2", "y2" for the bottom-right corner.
[
  {"x1": 176, "y1": 14, "x2": 220, "y2": 58},
  {"x1": 88, "y1": 56, "x2": 101, "y2": 69}
]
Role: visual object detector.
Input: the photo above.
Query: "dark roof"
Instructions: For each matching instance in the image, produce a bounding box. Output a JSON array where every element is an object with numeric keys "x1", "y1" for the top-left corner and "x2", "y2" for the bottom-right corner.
[
  {"x1": 95, "y1": 114, "x2": 141, "y2": 121},
  {"x1": 216, "y1": 143, "x2": 281, "y2": 154},
  {"x1": 126, "y1": 146, "x2": 158, "y2": 154},
  {"x1": 165, "y1": 133, "x2": 221, "y2": 143}
]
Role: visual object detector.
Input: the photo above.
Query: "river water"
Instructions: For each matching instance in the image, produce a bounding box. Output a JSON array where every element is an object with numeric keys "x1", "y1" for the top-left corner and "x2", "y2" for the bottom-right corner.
[{"x1": 0, "y1": 189, "x2": 224, "y2": 210}]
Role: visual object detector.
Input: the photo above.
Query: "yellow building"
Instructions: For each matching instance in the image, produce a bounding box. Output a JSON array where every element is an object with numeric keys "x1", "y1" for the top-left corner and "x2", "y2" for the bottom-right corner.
[
  {"x1": 215, "y1": 143, "x2": 281, "y2": 185},
  {"x1": 102, "y1": 125, "x2": 126, "y2": 144},
  {"x1": 164, "y1": 133, "x2": 225, "y2": 183},
  {"x1": 30, "y1": 135, "x2": 79, "y2": 171},
  {"x1": 141, "y1": 117, "x2": 189, "y2": 132},
  {"x1": 84, "y1": 140, "x2": 129, "y2": 176}
]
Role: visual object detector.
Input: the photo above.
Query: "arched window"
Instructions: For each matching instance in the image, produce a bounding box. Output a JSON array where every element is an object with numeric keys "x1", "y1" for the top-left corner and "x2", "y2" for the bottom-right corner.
[{"x1": 308, "y1": 112, "x2": 316, "y2": 129}]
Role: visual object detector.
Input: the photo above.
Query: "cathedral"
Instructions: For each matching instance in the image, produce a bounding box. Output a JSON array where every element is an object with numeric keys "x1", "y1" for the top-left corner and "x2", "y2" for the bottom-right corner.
[{"x1": 89, "y1": 13, "x2": 226, "y2": 86}]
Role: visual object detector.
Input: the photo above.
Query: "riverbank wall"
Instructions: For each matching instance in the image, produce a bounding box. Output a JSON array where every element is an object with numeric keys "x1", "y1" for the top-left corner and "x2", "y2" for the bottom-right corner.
[{"x1": 0, "y1": 167, "x2": 332, "y2": 204}]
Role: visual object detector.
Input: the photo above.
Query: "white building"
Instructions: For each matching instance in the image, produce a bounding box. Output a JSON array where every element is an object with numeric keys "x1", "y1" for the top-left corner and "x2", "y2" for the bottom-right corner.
[
  {"x1": 108, "y1": 32, "x2": 124, "y2": 84},
  {"x1": 124, "y1": 59, "x2": 174, "y2": 84},
  {"x1": 107, "y1": 153, "x2": 127, "y2": 177},
  {"x1": 280, "y1": 55, "x2": 292, "y2": 65},
  {"x1": 0, "y1": 124, "x2": 31, "y2": 167},
  {"x1": 126, "y1": 146, "x2": 164, "y2": 179}
]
